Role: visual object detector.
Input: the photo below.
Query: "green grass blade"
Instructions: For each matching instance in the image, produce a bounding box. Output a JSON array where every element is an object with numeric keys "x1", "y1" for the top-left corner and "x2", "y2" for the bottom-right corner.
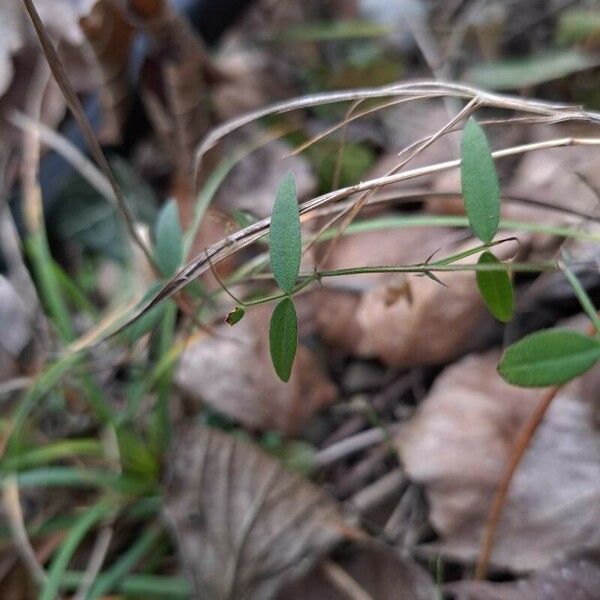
[
  {"x1": 155, "y1": 200, "x2": 183, "y2": 277},
  {"x1": 40, "y1": 501, "x2": 112, "y2": 600},
  {"x1": 61, "y1": 572, "x2": 191, "y2": 598},
  {"x1": 2, "y1": 439, "x2": 103, "y2": 471},
  {"x1": 87, "y1": 523, "x2": 163, "y2": 599},
  {"x1": 562, "y1": 261, "x2": 600, "y2": 333}
]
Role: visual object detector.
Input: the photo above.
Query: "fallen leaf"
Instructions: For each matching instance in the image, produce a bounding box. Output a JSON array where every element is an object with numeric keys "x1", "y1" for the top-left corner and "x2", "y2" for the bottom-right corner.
[
  {"x1": 314, "y1": 225, "x2": 462, "y2": 358},
  {"x1": 0, "y1": 275, "x2": 34, "y2": 381},
  {"x1": 214, "y1": 134, "x2": 317, "y2": 219},
  {"x1": 396, "y1": 348, "x2": 600, "y2": 572},
  {"x1": 79, "y1": 0, "x2": 133, "y2": 143},
  {"x1": 175, "y1": 304, "x2": 337, "y2": 433},
  {"x1": 0, "y1": 0, "x2": 84, "y2": 97},
  {"x1": 278, "y1": 544, "x2": 436, "y2": 600},
  {"x1": 164, "y1": 424, "x2": 350, "y2": 600},
  {"x1": 446, "y1": 558, "x2": 600, "y2": 599},
  {"x1": 355, "y1": 264, "x2": 488, "y2": 366}
]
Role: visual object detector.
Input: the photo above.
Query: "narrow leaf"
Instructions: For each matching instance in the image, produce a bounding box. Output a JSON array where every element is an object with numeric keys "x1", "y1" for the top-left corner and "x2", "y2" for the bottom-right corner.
[
  {"x1": 155, "y1": 200, "x2": 183, "y2": 277},
  {"x1": 269, "y1": 298, "x2": 298, "y2": 382},
  {"x1": 461, "y1": 118, "x2": 500, "y2": 243},
  {"x1": 498, "y1": 328, "x2": 600, "y2": 387},
  {"x1": 476, "y1": 251, "x2": 514, "y2": 322},
  {"x1": 270, "y1": 171, "x2": 301, "y2": 294}
]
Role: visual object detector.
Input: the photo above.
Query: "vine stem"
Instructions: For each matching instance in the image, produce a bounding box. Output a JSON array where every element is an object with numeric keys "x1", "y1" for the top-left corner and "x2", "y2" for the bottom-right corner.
[{"x1": 474, "y1": 319, "x2": 597, "y2": 579}]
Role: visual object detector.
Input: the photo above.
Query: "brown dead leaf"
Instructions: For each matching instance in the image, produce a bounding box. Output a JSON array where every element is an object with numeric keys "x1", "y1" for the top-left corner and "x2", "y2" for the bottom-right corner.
[
  {"x1": 175, "y1": 304, "x2": 336, "y2": 433},
  {"x1": 396, "y1": 348, "x2": 600, "y2": 572},
  {"x1": 508, "y1": 124, "x2": 600, "y2": 222},
  {"x1": 164, "y1": 424, "x2": 351, "y2": 600},
  {"x1": 79, "y1": 0, "x2": 133, "y2": 143},
  {"x1": 131, "y1": 0, "x2": 211, "y2": 181},
  {"x1": 278, "y1": 544, "x2": 436, "y2": 600},
  {"x1": 0, "y1": 0, "x2": 84, "y2": 97},
  {"x1": 0, "y1": 275, "x2": 34, "y2": 381},
  {"x1": 315, "y1": 233, "x2": 509, "y2": 366},
  {"x1": 214, "y1": 134, "x2": 317, "y2": 219},
  {"x1": 314, "y1": 225, "x2": 458, "y2": 354},
  {"x1": 446, "y1": 558, "x2": 600, "y2": 600}
]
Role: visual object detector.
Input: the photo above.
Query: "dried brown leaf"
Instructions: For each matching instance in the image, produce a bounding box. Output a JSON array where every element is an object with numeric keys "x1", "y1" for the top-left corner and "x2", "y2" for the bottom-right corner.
[
  {"x1": 316, "y1": 233, "x2": 508, "y2": 366},
  {"x1": 278, "y1": 545, "x2": 436, "y2": 600},
  {"x1": 396, "y1": 348, "x2": 600, "y2": 572},
  {"x1": 131, "y1": 0, "x2": 211, "y2": 180},
  {"x1": 175, "y1": 305, "x2": 337, "y2": 433},
  {"x1": 164, "y1": 424, "x2": 351, "y2": 600},
  {"x1": 446, "y1": 558, "x2": 600, "y2": 600},
  {"x1": 214, "y1": 134, "x2": 316, "y2": 219},
  {"x1": 79, "y1": 0, "x2": 133, "y2": 143}
]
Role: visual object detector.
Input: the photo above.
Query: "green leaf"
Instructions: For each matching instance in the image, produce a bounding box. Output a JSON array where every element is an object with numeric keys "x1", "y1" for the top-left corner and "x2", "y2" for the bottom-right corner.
[
  {"x1": 465, "y1": 50, "x2": 600, "y2": 91},
  {"x1": 476, "y1": 251, "x2": 514, "y2": 322},
  {"x1": 225, "y1": 306, "x2": 245, "y2": 326},
  {"x1": 270, "y1": 172, "x2": 301, "y2": 294},
  {"x1": 51, "y1": 157, "x2": 157, "y2": 262},
  {"x1": 121, "y1": 283, "x2": 169, "y2": 343},
  {"x1": 40, "y1": 501, "x2": 111, "y2": 600},
  {"x1": 461, "y1": 118, "x2": 500, "y2": 243},
  {"x1": 269, "y1": 298, "x2": 298, "y2": 382},
  {"x1": 498, "y1": 328, "x2": 600, "y2": 387},
  {"x1": 155, "y1": 200, "x2": 183, "y2": 277}
]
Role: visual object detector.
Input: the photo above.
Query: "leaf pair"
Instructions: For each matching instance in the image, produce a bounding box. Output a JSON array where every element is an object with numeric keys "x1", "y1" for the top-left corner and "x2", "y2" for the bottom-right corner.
[
  {"x1": 461, "y1": 119, "x2": 600, "y2": 388},
  {"x1": 461, "y1": 118, "x2": 514, "y2": 323},
  {"x1": 269, "y1": 171, "x2": 302, "y2": 381}
]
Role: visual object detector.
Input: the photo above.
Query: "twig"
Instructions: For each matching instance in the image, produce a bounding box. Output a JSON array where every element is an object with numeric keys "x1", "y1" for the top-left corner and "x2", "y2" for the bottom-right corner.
[
  {"x1": 2, "y1": 476, "x2": 48, "y2": 587},
  {"x1": 350, "y1": 470, "x2": 405, "y2": 514},
  {"x1": 20, "y1": 0, "x2": 157, "y2": 271},
  {"x1": 314, "y1": 428, "x2": 388, "y2": 469},
  {"x1": 194, "y1": 79, "x2": 598, "y2": 174},
  {"x1": 73, "y1": 526, "x2": 113, "y2": 600},
  {"x1": 321, "y1": 560, "x2": 375, "y2": 600}
]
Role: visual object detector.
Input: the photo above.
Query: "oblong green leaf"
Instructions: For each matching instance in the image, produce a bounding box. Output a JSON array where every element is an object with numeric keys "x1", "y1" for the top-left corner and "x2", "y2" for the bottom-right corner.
[
  {"x1": 498, "y1": 328, "x2": 600, "y2": 387},
  {"x1": 270, "y1": 171, "x2": 301, "y2": 294},
  {"x1": 269, "y1": 297, "x2": 298, "y2": 382},
  {"x1": 461, "y1": 118, "x2": 500, "y2": 243},
  {"x1": 155, "y1": 200, "x2": 183, "y2": 277},
  {"x1": 476, "y1": 251, "x2": 514, "y2": 322}
]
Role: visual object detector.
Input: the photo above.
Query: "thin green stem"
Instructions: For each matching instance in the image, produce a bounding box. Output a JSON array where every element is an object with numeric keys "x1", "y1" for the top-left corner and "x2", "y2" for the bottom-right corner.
[
  {"x1": 562, "y1": 260, "x2": 600, "y2": 333},
  {"x1": 313, "y1": 261, "x2": 556, "y2": 279},
  {"x1": 87, "y1": 522, "x2": 163, "y2": 599}
]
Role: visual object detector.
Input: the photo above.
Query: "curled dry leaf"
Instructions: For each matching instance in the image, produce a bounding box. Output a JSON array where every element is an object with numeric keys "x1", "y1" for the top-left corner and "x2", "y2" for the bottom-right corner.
[
  {"x1": 164, "y1": 424, "x2": 351, "y2": 600},
  {"x1": 175, "y1": 305, "x2": 336, "y2": 433},
  {"x1": 446, "y1": 558, "x2": 600, "y2": 600},
  {"x1": 278, "y1": 544, "x2": 435, "y2": 600},
  {"x1": 315, "y1": 225, "x2": 457, "y2": 355},
  {"x1": 396, "y1": 348, "x2": 600, "y2": 572},
  {"x1": 316, "y1": 232, "x2": 509, "y2": 367}
]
